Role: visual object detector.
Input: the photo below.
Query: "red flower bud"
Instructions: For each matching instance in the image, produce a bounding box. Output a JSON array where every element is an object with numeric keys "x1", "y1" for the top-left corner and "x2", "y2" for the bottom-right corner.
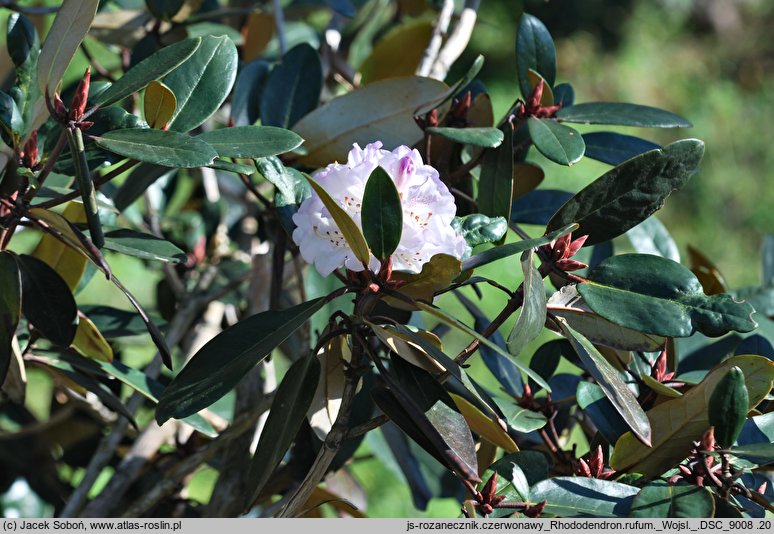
[
  {"x1": 566, "y1": 235, "x2": 589, "y2": 258},
  {"x1": 555, "y1": 258, "x2": 588, "y2": 271},
  {"x1": 576, "y1": 458, "x2": 591, "y2": 477},
  {"x1": 453, "y1": 91, "x2": 472, "y2": 121},
  {"x1": 701, "y1": 427, "x2": 716, "y2": 451},
  {"x1": 69, "y1": 68, "x2": 91, "y2": 122},
  {"x1": 526, "y1": 79, "x2": 544, "y2": 112},
  {"x1": 524, "y1": 501, "x2": 545, "y2": 518},
  {"x1": 589, "y1": 445, "x2": 604, "y2": 478},
  {"x1": 20, "y1": 130, "x2": 39, "y2": 168}
]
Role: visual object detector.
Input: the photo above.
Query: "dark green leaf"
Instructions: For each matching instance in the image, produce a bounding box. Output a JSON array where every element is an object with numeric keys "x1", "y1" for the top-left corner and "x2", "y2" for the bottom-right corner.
[
  {"x1": 527, "y1": 118, "x2": 584, "y2": 166},
  {"x1": 630, "y1": 480, "x2": 714, "y2": 517},
  {"x1": 249, "y1": 354, "x2": 320, "y2": 500},
  {"x1": 0, "y1": 252, "x2": 22, "y2": 383},
  {"x1": 163, "y1": 35, "x2": 238, "y2": 132},
  {"x1": 426, "y1": 127, "x2": 503, "y2": 148},
  {"x1": 728, "y1": 443, "x2": 774, "y2": 466},
  {"x1": 547, "y1": 139, "x2": 705, "y2": 246},
  {"x1": 196, "y1": 126, "x2": 302, "y2": 159},
  {"x1": 511, "y1": 189, "x2": 573, "y2": 226},
  {"x1": 528, "y1": 340, "x2": 564, "y2": 392},
  {"x1": 709, "y1": 367, "x2": 749, "y2": 448},
  {"x1": 557, "y1": 319, "x2": 651, "y2": 446},
  {"x1": 378, "y1": 423, "x2": 433, "y2": 510},
  {"x1": 626, "y1": 216, "x2": 680, "y2": 263},
  {"x1": 515, "y1": 13, "x2": 556, "y2": 98},
  {"x1": 112, "y1": 163, "x2": 173, "y2": 211},
  {"x1": 737, "y1": 412, "x2": 774, "y2": 446},
  {"x1": 78, "y1": 305, "x2": 166, "y2": 339},
  {"x1": 507, "y1": 250, "x2": 546, "y2": 357},
  {"x1": 579, "y1": 254, "x2": 757, "y2": 337},
  {"x1": 94, "y1": 128, "x2": 218, "y2": 168},
  {"x1": 40, "y1": 357, "x2": 136, "y2": 427},
  {"x1": 0, "y1": 91, "x2": 23, "y2": 137},
  {"x1": 58, "y1": 354, "x2": 215, "y2": 437},
  {"x1": 477, "y1": 122, "x2": 513, "y2": 222},
  {"x1": 576, "y1": 381, "x2": 630, "y2": 446},
  {"x1": 95, "y1": 38, "x2": 201, "y2": 107},
  {"x1": 553, "y1": 83, "x2": 574, "y2": 106},
  {"x1": 361, "y1": 166, "x2": 402, "y2": 260},
  {"x1": 530, "y1": 477, "x2": 638, "y2": 517},
  {"x1": 451, "y1": 214, "x2": 507, "y2": 248},
  {"x1": 557, "y1": 102, "x2": 692, "y2": 128},
  {"x1": 373, "y1": 362, "x2": 480, "y2": 484},
  {"x1": 260, "y1": 43, "x2": 322, "y2": 128},
  {"x1": 7, "y1": 13, "x2": 38, "y2": 68},
  {"x1": 461, "y1": 223, "x2": 577, "y2": 272},
  {"x1": 208, "y1": 159, "x2": 255, "y2": 175},
  {"x1": 97, "y1": 229, "x2": 187, "y2": 263},
  {"x1": 230, "y1": 59, "x2": 270, "y2": 126},
  {"x1": 16, "y1": 254, "x2": 77, "y2": 347},
  {"x1": 156, "y1": 297, "x2": 328, "y2": 423},
  {"x1": 582, "y1": 132, "x2": 661, "y2": 166}
]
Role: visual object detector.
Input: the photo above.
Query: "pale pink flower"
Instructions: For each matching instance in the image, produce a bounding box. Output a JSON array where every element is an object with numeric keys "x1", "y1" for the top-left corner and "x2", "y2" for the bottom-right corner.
[{"x1": 292, "y1": 142, "x2": 468, "y2": 276}]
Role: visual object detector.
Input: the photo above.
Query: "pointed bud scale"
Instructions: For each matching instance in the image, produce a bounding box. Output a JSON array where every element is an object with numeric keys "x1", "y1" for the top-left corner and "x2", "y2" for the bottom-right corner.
[
  {"x1": 589, "y1": 445, "x2": 604, "y2": 478},
  {"x1": 482, "y1": 471, "x2": 498, "y2": 502},
  {"x1": 526, "y1": 79, "x2": 544, "y2": 112},
  {"x1": 654, "y1": 349, "x2": 668, "y2": 381},
  {"x1": 701, "y1": 427, "x2": 716, "y2": 451},
  {"x1": 576, "y1": 458, "x2": 591, "y2": 477},
  {"x1": 525, "y1": 501, "x2": 546, "y2": 518},
  {"x1": 678, "y1": 464, "x2": 693, "y2": 476},
  {"x1": 453, "y1": 91, "x2": 472, "y2": 120},
  {"x1": 69, "y1": 68, "x2": 91, "y2": 121},
  {"x1": 555, "y1": 258, "x2": 587, "y2": 271},
  {"x1": 21, "y1": 131, "x2": 38, "y2": 168},
  {"x1": 566, "y1": 235, "x2": 589, "y2": 258},
  {"x1": 552, "y1": 233, "x2": 570, "y2": 260}
]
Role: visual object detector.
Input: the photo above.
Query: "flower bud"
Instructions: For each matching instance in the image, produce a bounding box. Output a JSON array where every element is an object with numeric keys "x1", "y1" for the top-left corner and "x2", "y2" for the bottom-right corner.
[{"x1": 69, "y1": 68, "x2": 91, "y2": 122}]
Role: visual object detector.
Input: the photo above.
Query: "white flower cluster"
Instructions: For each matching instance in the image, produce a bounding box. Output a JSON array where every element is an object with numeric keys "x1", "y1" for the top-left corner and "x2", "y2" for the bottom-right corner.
[{"x1": 292, "y1": 142, "x2": 468, "y2": 276}]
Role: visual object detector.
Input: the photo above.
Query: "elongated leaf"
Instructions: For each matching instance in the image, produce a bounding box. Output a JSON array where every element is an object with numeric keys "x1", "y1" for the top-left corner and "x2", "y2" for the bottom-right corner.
[
  {"x1": 163, "y1": 35, "x2": 238, "y2": 132},
  {"x1": 582, "y1": 132, "x2": 661, "y2": 166},
  {"x1": 249, "y1": 355, "x2": 320, "y2": 500},
  {"x1": 626, "y1": 216, "x2": 680, "y2": 263},
  {"x1": 557, "y1": 102, "x2": 692, "y2": 128},
  {"x1": 0, "y1": 252, "x2": 22, "y2": 383},
  {"x1": 416, "y1": 301, "x2": 551, "y2": 391},
  {"x1": 388, "y1": 254, "x2": 461, "y2": 310},
  {"x1": 630, "y1": 481, "x2": 714, "y2": 517},
  {"x1": 451, "y1": 214, "x2": 507, "y2": 248},
  {"x1": 547, "y1": 285, "x2": 666, "y2": 351},
  {"x1": 261, "y1": 43, "x2": 322, "y2": 128},
  {"x1": 144, "y1": 80, "x2": 176, "y2": 129},
  {"x1": 426, "y1": 127, "x2": 503, "y2": 148},
  {"x1": 576, "y1": 382, "x2": 630, "y2": 446},
  {"x1": 579, "y1": 254, "x2": 757, "y2": 338},
  {"x1": 461, "y1": 223, "x2": 577, "y2": 272},
  {"x1": 196, "y1": 126, "x2": 302, "y2": 158},
  {"x1": 360, "y1": 19, "x2": 433, "y2": 83},
  {"x1": 37, "y1": 0, "x2": 99, "y2": 94},
  {"x1": 97, "y1": 229, "x2": 187, "y2": 263},
  {"x1": 529, "y1": 477, "x2": 638, "y2": 517},
  {"x1": 515, "y1": 14, "x2": 556, "y2": 98},
  {"x1": 30, "y1": 204, "x2": 90, "y2": 291},
  {"x1": 547, "y1": 139, "x2": 705, "y2": 246},
  {"x1": 708, "y1": 367, "x2": 749, "y2": 448},
  {"x1": 112, "y1": 163, "x2": 174, "y2": 211},
  {"x1": 305, "y1": 175, "x2": 371, "y2": 268},
  {"x1": 610, "y1": 355, "x2": 774, "y2": 476},
  {"x1": 94, "y1": 128, "x2": 218, "y2": 168},
  {"x1": 362, "y1": 166, "x2": 402, "y2": 261},
  {"x1": 230, "y1": 59, "x2": 270, "y2": 126},
  {"x1": 511, "y1": 189, "x2": 573, "y2": 226},
  {"x1": 95, "y1": 38, "x2": 201, "y2": 107},
  {"x1": 507, "y1": 251, "x2": 546, "y2": 357},
  {"x1": 71, "y1": 311, "x2": 113, "y2": 362},
  {"x1": 156, "y1": 297, "x2": 328, "y2": 423},
  {"x1": 293, "y1": 76, "x2": 448, "y2": 167},
  {"x1": 477, "y1": 123, "x2": 513, "y2": 222},
  {"x1": 78, "y1": 305, "x2": 166, "y2": 339},
  {"x1": 7, "y1": 13, "x2": 40, "y2": 133},
  {"x1": 16, "y1": 254, "x2": 77, "y2": 347},
  {"x1": 307, "y1": 335, "x2": 349, "y2": 440},
  {"x1": 528, "y1": 118, "x2": 585, "y2": 166},
  {"x1": 728, "y1": 443, "x2": 774, "y2": 466},
  {"x1": 52, "y1": 353, "x2": 215, "y2": 436},
  {"x1": 0, "y1": 91, "x2": 23, "y2": 136},
  {"x1": 557, "y1": 319, "x2": 651, "y2": 446}
]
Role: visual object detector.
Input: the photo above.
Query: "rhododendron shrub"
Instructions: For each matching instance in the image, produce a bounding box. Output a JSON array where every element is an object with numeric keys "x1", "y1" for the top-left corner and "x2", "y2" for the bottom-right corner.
[{"x1": 0, "y1": 0, "x2": 771, "y2": 520}]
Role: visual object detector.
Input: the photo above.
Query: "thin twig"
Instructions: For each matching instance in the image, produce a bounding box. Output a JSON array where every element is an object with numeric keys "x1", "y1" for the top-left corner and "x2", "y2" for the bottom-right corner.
[
  {"x1": 416, "y1": 0, "x2": 455, "y2": 77},
  {"x1": 27, "y1": 130, "x2": 67, "y2": 200},
  {"x1": 429, "y1": 0, "x2": 481, "y2": 81}
]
